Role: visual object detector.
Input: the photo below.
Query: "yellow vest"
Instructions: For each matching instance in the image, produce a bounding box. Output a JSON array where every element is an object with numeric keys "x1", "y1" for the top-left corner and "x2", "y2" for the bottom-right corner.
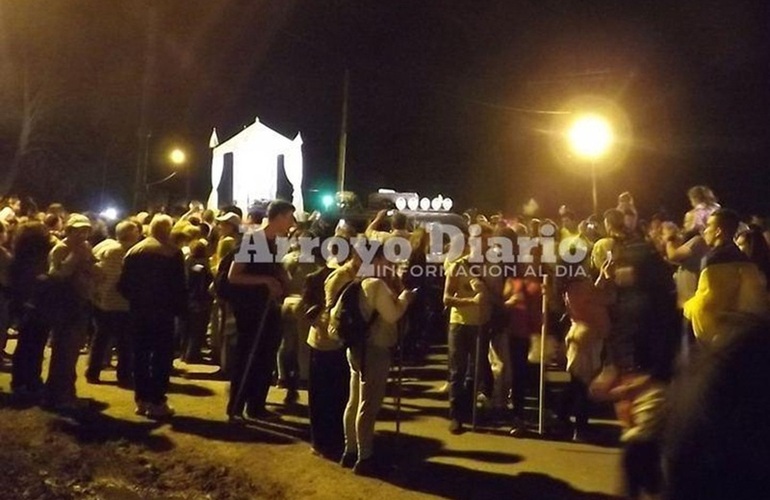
[{"x1": 447, "y1": 258, "x2": 487, "y2": 326}]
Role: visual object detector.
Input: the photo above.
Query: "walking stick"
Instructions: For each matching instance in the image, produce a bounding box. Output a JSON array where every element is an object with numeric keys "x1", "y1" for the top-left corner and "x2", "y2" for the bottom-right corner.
[
  {"x1": 680, "y1": 316, "x2": 691, "y2": 367},
  {"x1": 472, "y1": 326, "x2": 482, "y2": 432},
  {"x1": 537, "y1": 274, "x2": 550, "y2": 435},
  {"x1": 228, "y1": 299, "x2": 273, "y2": 419},
  {"x1": 395, "y1": 317, "x2": 404, "y2": 436},
  {"x1": 218, "y1": 301, "x2": 228, "y2": 371}
]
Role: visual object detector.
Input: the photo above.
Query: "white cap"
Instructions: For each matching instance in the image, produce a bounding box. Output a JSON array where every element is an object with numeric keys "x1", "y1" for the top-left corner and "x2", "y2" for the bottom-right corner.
[{"x1": 216, "y1": 212, "x2": 242, "y2": 227}]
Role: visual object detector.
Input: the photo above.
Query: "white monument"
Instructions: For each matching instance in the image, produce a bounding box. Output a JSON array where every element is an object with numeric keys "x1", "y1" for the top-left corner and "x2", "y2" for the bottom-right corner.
[{"x1": 207, "y1": 117, "x2": 304, "y2": 212}]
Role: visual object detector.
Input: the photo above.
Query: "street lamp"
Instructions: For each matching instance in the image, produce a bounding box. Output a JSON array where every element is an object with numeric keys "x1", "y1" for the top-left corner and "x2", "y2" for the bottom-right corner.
[
  {"x1": 146, "y1": 147, "x2": 187, "y2": 189},
  {"x1": 169, "y1": 148, "x2": 186, "y2": 165},
  {"x1": 568, "y1": 114, "x2": 614, "y2": 215},
  {"x1": 169, "y1": 148, "x2": 190, "y2": 201}
]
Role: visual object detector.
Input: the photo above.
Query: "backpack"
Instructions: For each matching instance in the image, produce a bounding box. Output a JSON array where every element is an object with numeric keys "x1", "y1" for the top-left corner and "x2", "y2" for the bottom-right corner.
[
  {"x1": 187, "y1": 260, "x2": 213, "y2": 306},
  {"x1": 300, "y1": 265, "x2": 334, "y2": 326},
  {"x1": 328, "y1": 279, "x2": 379, "y2": 349}
]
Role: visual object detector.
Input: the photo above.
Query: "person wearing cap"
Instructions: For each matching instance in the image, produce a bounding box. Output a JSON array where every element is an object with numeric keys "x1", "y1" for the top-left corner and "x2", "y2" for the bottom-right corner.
[
  {"x1": 213, "y1": 211, "x2": 241, "y2": 270},
  {"x1": 44, "y1": 213, "x2": 97, "y2": 411},
  {"x1": 207, "y1": 211, "x2": 243, "y2": 371}
]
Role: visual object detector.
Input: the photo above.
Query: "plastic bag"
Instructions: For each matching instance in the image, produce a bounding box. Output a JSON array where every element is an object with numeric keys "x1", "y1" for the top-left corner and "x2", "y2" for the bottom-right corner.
[{"x1": 527, "y1": 333, "x2": 558, "y2": 364}]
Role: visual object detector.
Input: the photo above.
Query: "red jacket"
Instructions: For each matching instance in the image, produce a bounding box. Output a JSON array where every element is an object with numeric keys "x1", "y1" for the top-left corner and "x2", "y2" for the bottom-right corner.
[{"x1": 504, "y1": 277, "x2": 542, "y2": 338}]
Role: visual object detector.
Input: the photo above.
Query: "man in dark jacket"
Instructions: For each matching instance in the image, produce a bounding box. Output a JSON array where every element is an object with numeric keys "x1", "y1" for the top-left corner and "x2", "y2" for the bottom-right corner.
[
  {"x1": 118, "y1": 214, "x2": 186, "y2": 419},
  {"x1": 598, "y1": 209, "x2": 679, "y2": 381},
  {"x1": 226, "y1": 200, "x2": 294, "y2": 421}
]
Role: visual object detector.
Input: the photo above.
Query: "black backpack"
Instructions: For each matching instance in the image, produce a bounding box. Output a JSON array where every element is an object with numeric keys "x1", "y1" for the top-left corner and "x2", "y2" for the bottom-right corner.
[
  {"x1": 328, "y1": 279, "x2": 379, "y2": 349},
  {"x1": 300, "y1": 265, "x2": 334, "y2": 326},
  {"x1": 187, "y1": 260, "x2": 213, "y2": 304}
]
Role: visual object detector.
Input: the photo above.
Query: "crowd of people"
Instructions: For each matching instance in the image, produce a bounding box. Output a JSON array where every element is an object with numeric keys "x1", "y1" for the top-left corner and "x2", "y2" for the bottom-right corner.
[{"x1": 1, "y1": 186, "x2": 770, "y2": 498}]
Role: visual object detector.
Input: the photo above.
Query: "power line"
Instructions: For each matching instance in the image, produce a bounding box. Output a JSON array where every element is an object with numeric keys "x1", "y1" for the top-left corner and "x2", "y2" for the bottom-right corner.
[{"x1": 278, "y1": 28, "x2": 571, "y2": 116}]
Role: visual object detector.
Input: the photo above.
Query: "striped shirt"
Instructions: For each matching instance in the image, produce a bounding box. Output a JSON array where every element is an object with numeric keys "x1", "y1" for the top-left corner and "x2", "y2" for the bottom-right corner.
[{"x1": 92, "y1": 238, "x2": 129, "y2": 311}]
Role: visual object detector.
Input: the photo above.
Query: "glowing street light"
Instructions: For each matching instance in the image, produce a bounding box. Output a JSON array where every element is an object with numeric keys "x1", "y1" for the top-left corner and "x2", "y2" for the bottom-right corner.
[
  {"x1": 568, "y1": 114, "x2": 614, "y2": 215},
  {"x1": 568, "y1": 115, "x2": 613, "y2": 160},
  {"x1": 147, "y1": 147, "x2": 188, "y2": 190},
  {"x1": 168, "y1": 148, "x2": 192, "y2": 200},
  {"x1": 169, "y1": 148, "x2": 187, "y2": 165}
]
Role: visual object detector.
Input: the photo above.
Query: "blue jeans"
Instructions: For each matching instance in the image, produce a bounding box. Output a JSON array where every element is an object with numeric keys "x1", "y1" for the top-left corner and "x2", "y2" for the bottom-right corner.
[
  {"x1": 343, "y1": 344, "x2": 392, "y2": 460},
  {"x1": 448, "y1": 323, "x2": 482, "y2": 422}
]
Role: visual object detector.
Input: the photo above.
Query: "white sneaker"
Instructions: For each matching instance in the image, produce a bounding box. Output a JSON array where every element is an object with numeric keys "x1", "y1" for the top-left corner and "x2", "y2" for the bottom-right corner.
[
  {"x1": 476, "y1": 393, "x2": 492, "y2": 409},
  {"x1": 135, "y1": 401, "x2": 150, "y2": 416},
  {"x1": 145, "y1": 402, "x2": 175, "y2": 419}
]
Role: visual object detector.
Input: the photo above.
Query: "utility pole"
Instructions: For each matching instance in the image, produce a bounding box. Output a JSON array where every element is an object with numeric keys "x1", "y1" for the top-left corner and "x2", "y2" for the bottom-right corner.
[
  {"x1": 336, "y1": 69, "x2": 350, "y2": 194},
  {"x1": 133, "y1": 2, "x2": 157, "y2": 211}
]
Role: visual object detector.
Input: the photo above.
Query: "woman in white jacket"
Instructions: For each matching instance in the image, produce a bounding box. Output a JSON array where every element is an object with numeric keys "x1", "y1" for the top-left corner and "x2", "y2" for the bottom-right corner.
[{"x1": 340, "y1": 245, "x2": 414, "y2": 476}]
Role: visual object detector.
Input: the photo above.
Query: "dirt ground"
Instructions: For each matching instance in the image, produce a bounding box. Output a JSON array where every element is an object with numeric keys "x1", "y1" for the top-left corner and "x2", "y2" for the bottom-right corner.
[
  {"x1": 0, "y1": 343, "x2": 622, "y2": 500},
  {"x1": 0, "y1": 384, "x2": 431, "y2": 500},
  {"x1": 0, "y1": 403, "x2": 266, "y2": 499}
]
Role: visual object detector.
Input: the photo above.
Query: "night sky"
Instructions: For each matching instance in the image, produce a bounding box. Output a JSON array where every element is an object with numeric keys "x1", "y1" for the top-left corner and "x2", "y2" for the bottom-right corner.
[{"x1": 1, "y1": 0, "x2": 769, "y2": 219}]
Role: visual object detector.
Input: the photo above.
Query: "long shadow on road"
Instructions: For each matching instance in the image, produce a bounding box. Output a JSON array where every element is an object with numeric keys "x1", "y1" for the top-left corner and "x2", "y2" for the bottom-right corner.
[
  {"x1": 49, "y1": 409, "x2": 175, "y2": 453},
  {"x1": 0, "y1": 392, "x2": 174, "y2": 451},
  {"x1": 374, "y1": 431, "x2": 621, "y2": 500},
  {"x1": 170, "y1": 415, "x2": 298, "y2": 445},
  {"x1": 166, "y1": 381, "x2": 217, "y2": 397}
]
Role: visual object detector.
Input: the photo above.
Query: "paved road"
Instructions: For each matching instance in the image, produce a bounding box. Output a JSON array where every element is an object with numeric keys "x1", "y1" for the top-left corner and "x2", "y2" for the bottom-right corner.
[
  {"x1": 0, "y1": 341, "x2": 623, "y2": 499},
  {"x1": 328, "y1": 347, "x2": 625, "y2": 498}
]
